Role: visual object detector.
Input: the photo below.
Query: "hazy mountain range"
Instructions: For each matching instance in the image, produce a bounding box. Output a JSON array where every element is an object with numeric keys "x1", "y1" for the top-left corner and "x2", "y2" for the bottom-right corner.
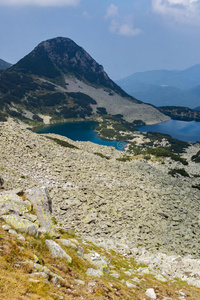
[
  {"x1": 0, "y1": 37, "x2": 168, "y2": 125},
  {"x1": 116, "y1": 65, "x2": 200, "y2": 109},
  {"x1": 0, "y1": 58, "x2": 11, "y2": 70}
]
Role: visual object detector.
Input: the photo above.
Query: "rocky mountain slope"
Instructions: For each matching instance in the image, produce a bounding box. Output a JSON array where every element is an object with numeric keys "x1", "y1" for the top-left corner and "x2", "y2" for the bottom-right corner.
[
  {"x1": 1, "y1": 120, "x2": 200, "y2": 293},
  {"x1": 116, "y1": 65, "x2": 200, "y2": 108},
  {"x1": 0, "y1": 37, "x2": 169, "y2": 125},
  {"x1": 158, "y1": 106, "x2": 200, "y2": 122}
]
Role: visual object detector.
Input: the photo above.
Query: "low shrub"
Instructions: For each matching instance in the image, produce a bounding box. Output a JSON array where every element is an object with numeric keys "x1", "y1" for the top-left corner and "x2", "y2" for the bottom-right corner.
[
  {"x1": 146, "y1": 147, "x2": 188, "y2": 165},
  {"x1": 116, "y1": 156, "x2": 132, "y2": 162},
  {"x1": 168, "y1": 168, "x2": 190, "y2": 177},
  {"x1": 94, "y1": 152, "x2": 110, "y2": 160},
  {"x1": 191, "y1": 150, "x2": 200, "y2": 163}
]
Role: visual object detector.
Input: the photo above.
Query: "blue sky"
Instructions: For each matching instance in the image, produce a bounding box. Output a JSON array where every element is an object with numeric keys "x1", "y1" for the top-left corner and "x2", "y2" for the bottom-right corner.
[{"x1": 1, "y1": 0, "x2": 200, "y2": 80}]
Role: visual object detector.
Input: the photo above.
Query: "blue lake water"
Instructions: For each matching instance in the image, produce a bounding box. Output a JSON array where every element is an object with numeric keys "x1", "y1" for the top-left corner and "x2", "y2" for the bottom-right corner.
[
  {"x1": 35, "y1": 119, "x2": 200, "y2": 149},
  {"x1": 138, "y1": 120, "x2": 200, "y2": 143},
  {"x1": 35, "y1": 121, "x2": 125, "y2": 150}
]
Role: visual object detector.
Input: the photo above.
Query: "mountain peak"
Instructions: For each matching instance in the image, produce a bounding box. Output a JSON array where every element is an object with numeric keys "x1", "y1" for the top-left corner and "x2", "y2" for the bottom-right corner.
[
  {"x1": 14, "y1": 36, "x2": 119, "y2": 90},
  {"x1": 37, "y1": 37, "x2": 92, "y2": 67}
]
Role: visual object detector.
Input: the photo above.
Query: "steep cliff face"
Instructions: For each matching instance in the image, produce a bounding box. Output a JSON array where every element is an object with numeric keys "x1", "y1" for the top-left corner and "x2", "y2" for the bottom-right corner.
[{"x1": 0, "y1": 37, "x2": 169, "y2": 124}]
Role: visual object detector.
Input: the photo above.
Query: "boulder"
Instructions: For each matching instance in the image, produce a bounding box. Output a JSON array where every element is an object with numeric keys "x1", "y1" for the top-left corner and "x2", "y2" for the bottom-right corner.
[
  {"x1": 1, "y1": 214, "x2": 38, "y2": 235},
  {"x1": 45, "y1": 240, "x2": 72, "y2": 263},
  {"x1": 86, "y1": 268, "x2": 103, "y2": 277},
  {"x1": 145, "y1": 288, "x2": 157, "y2": 299},
  {"x1": 0, "y1": 191, "x2": 32, "y2": 216},
  {"x1": 84, "y1": 252, "x2": 110, "y2": 273},
  {"x1": 25, "y1": 187, "x2": 56, "y2": 236},
  {"x1": 60, "y1": 239, "x2": 77, "y2": 249}
]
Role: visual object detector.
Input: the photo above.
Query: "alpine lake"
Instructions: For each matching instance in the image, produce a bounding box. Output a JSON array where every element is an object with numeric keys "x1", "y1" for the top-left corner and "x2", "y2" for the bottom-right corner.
[
  {"x1": 35, "y1": 119, "x2": 200, "y2": 149},
  {"x1": 35, "y1": 121, "x2": 122, "y2": 150}
]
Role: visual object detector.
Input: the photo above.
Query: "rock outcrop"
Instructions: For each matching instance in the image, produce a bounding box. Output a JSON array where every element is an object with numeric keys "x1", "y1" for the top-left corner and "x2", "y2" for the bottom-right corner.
[
  {"x1": 45, "y1": 240, "x2": 72, "y2": 263},
  {"x1": 25, "y1": 187, "x2": 56, "y2": 236},
  {"x1": 0, "y1": 186, "x2": 55, "y2": 237}
]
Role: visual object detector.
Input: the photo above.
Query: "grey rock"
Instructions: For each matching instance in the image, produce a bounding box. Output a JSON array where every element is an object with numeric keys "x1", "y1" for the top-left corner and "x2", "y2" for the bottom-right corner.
[
  {"x1": 110, "y1": 271, "x2": 120, "y2": 278},
  {"x1": 45, "y1": 239, "x2": 72, "y2": 263},
  {"x1": 88, "y1": 282, "x2": 96, "y2": 286},
  {"x1": 2, "y1": 224, "x2": 11, "y2": 231},
  {"x1": 8, "y1": 229, "x2": 18, "y2": 235},
  {"x1": 17, "y1": 234, "x2": 26, "y2": 241},
  {"x1": 28, "y1": 278, "x2": 40, "y2": 283},
  {"x1": 0, "y1": 191, "x2": 31, "y2": 216},
  {"x1": 25, "y1": 187, "x2": 56, "y2": 236},
  {"x1": 145, "y1": 288, "x2": 157, "y2": 299},
  {"x1": 2, "y1": 214, "x2": 38, "y2": 235},
  {"x1": 84, "y1": 252, "x2": 110, "y2": 273},
  {"x1": 126, "y1": 281, "x2": 136, "y2": 288},
  {"x1": 124, "y1": 270, "x2": 132, "y2": 277},
  {"x1": 77, "y1": 246, "x2": 84, "y2": 258},
  {"x1": 23, "y1": 213, "x2": 38, "y2": 223},
  {"x1": 75, "y1": 279, "x2": 85, "y2": 285},
  {"x1": 155, "y1": 274, "x2": 167, "y2": 282},
  {"x1": 86, "y1": 268, "x2": 103, "y2": 277},
  {"x1": 51, "y1": 274, "x2": 65, "y2": 285},
  {"x1": 60, "y1": 239, "x2": 77, "y2": 249}
]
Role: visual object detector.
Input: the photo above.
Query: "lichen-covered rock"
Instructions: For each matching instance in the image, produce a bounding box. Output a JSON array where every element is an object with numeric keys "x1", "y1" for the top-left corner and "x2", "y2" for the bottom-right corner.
[
  {"x1": 45, "y1": 239, "x2": 72, "y2": 263},
  {"x1": 60, "y1": 239, "x2": 77, "y2": 249},
  {"x1": 25, "y1": 187, "x2": 56, "y2": 236},
  {"x1": 84, "y1": 252, "x2": 110, "y2": 273},
  {"x1": 86, "y1": 268, "x2": 103, "y2": 277},
  {"x1": 1, "y1": 214, "x2": 38, "y2": 235},
  {"x1": 0, "y1": 191, "x2": 32, "y2": 216}
]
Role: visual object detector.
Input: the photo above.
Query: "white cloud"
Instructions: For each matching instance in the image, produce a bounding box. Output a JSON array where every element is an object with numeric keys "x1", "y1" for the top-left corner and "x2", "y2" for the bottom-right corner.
[
  {"x1": 0, "y1": 0, "x2": 81, "y2": 6},
  {"x1": 105, "y1": 4, "x2": 142, "y2": 37},
  {"x1": 118, "y1": 24, "x2": 142, "y2": 37},
  {"x1": 105, "y1": 4, "x2": 119, "y2": 18},
  {"x1": 82, "y1": 11, "x2": 93, "y2": 19},
  {"x1": 152, "y1": 0, "x2": 200, "y2": 24}
]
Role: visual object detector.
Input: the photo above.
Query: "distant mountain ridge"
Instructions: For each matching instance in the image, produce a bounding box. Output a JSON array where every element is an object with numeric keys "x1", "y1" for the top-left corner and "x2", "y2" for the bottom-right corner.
[
  {"x1": 0, "y1": 58, "x2": 11, "y2": 70},
  {"x1": 0, "y1": 37, "x2": 168, "y2": 125},
  {"x1": 116, "y1": 65, "x2": 200, "y2": 108}
]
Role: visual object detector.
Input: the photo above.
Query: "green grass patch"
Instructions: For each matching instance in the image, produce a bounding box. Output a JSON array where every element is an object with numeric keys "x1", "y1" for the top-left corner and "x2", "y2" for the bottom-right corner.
[
  {"x1": 116, "y1": 156, "x2": 132, "y2": 162},
  {"x1": 45, "y1": 136, "x2": 79, "y2": 149},
  {"x1": 93, "y1": 152, "x2": 110, "y2": 160}
]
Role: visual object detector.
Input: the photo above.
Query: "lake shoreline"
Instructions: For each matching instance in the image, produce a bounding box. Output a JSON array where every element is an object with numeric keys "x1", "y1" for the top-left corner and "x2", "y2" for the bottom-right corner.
[{"x1": 137, "y1": 119, "x2": 200, "y2": 143}]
